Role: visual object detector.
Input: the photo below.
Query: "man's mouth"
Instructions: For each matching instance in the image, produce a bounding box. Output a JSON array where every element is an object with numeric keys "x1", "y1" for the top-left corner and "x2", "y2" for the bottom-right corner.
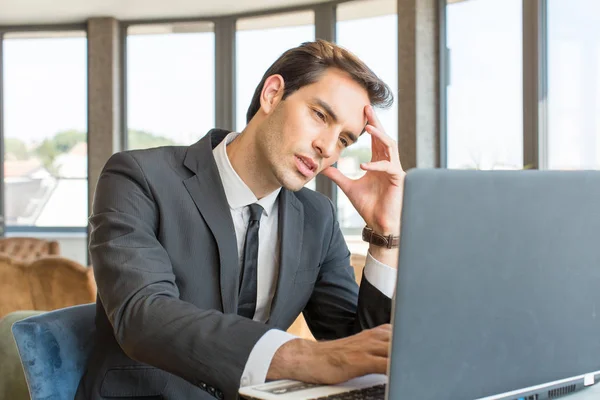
[{"x1": 295, "y1": 155, "x2": 317, "y2": 178}]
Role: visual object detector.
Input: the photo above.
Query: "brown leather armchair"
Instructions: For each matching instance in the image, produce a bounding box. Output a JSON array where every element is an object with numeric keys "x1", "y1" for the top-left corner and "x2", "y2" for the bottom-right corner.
[
  {"x1": 0, "y1": 237, "x2": 60, "y2": 263},
  {"x1": 0, "y1": 255, "x2": 35, "y2": 319},
  {"x1": 0, "y1": 255, "x2": 96, "y2": 319}
]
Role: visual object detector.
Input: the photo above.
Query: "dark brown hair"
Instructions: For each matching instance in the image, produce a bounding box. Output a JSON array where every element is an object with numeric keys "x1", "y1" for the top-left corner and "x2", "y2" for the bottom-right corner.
[{"x1": 245, "y1": 39, "x2": 393, "y2": 123}]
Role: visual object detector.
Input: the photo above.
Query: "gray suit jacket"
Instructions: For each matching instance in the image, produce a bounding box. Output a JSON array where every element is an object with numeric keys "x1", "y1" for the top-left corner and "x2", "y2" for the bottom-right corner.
[{"x1": 76, "y1": 129, "x2": 392, "y2": 400}]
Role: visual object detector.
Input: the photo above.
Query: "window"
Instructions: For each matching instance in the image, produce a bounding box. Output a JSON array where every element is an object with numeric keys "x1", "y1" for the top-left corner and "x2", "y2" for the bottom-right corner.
[
  {"x1": 236, "y1": 12, "x2": 315, "y2": 189},
  {"x1": 547, "y1": 0, "x2": 600, "y2": 170},
  {"x1": 336, "y1": 0, "x2": 398, "y2": 243},
  {"x1": 2, "y1": 31, "x2": 88, "y2": 228},
  {"x1": 235, "y1": 11, "x2": 315, "y2": 132},
  {"x1": 126, "y1": 23, "x2": 215, "y2": 150},
  {"x1": 445, "y1": 0, "x2": 523, "y2": 170}
]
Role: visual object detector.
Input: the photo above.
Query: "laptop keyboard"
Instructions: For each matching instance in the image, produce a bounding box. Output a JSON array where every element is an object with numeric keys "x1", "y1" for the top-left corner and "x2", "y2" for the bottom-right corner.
[{"x1": 311, "y1": 384, "x2": 386, "y2": 400}]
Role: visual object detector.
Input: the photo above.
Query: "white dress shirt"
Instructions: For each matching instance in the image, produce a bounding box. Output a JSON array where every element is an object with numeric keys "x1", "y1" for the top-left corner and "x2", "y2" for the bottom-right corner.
[{"x1": 212, "y1": 132, "x2": 397, "y2": 387}]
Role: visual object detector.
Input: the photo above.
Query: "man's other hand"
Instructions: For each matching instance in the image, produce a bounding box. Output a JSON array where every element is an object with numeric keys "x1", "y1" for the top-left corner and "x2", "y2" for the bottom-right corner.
[{"x1": 266, "y1": 324, "x2": 391, "y2": 384}]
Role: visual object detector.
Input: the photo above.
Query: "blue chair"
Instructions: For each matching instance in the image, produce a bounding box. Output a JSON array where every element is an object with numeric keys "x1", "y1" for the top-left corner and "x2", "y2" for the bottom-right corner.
[{"x1": 11, "y1": 303, "x2": 96, "y2": 400}]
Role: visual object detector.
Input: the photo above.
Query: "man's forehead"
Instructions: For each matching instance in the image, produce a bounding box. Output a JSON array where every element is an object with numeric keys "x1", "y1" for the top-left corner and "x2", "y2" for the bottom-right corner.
[{"x1": 309, "y1": 95, "x2": 368, "y2": 132}]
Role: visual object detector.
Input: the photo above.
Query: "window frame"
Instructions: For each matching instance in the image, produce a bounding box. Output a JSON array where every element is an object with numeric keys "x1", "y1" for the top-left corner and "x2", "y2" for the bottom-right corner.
[
  {"x1": 120, "y1": 0, "x2": 400, "y2": 204},
  {"x1": 0, "y1": 0, "x2": 404, "y2": 237},
  {"x1": 439, "y1": 0, "x2": 551, "y2": 171},
  {"x1": 0, "y1": 25, "x2": 89, "y2": 234}
]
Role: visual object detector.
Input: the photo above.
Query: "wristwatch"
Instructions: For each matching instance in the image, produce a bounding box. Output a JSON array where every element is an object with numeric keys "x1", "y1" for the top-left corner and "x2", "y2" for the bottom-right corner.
[{"x1": 362, "y1": 226, "x2": 400, "y2": 249}]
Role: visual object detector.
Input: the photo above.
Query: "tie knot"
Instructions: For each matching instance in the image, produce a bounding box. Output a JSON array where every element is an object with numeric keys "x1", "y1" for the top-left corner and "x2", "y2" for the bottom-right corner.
[{"x1": 248, "y1": 203, "x2": 264, "y2": 222}]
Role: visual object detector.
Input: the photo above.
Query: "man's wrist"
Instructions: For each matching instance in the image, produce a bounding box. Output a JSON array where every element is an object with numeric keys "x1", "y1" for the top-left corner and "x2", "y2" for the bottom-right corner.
[
  {"x1": 368, "y1": 244, "x2": 399, "y2": 269},
  {"x1": 367, "y1": 222, "x2": 399, "y2": 236},
  {"x1": 267, "y1": 339, "x2": 318, "y2": 382},
  {"x1": 362, "y1": 226, "x2": 400, "y2": 249}
]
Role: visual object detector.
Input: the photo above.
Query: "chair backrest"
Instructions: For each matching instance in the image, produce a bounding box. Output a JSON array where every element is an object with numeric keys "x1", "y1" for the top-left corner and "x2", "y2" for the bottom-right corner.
[
  {"x1": 11, "y1": 303, "x2": 96, "y2": 400},
  {"x1": 0, "y1": 237, "x2": 60, "y2": 263},
  {"x1": 0, "y1": 310, "x2": 44, "y2": 400},
  {"x1": 0, "y1": 255, "x2": 35, "y2": 318},
  {"x1": 27, "y1": 256, "x2": 97, "y2": 311},
  {"x1": 0, "y1": 255, "x2": 96, "y2": 319}
]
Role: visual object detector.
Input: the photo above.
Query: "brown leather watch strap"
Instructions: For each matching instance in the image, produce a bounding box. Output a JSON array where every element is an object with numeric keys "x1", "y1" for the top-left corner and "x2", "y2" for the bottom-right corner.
[{"x1": 362, "y1": 226, "x2": 400, "y2": 249}]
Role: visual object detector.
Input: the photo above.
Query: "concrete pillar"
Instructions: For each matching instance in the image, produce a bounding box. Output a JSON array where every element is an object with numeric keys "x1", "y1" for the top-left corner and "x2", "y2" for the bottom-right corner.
[
  {"x1": 397, "y1": 0, "x2": 440, "y2": 169},
  {"x1": 87, "y1": 17, "x2": 122, "y2": 214}
]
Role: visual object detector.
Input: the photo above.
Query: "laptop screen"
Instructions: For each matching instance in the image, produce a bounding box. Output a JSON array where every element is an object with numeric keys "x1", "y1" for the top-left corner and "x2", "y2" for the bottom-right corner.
[{"x1": 387, "y1": 170, "x2": 600, "y2": 399}]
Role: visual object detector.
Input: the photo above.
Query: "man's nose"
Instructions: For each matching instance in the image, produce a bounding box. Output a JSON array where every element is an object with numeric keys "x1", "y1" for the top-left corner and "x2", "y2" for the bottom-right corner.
[{"x1": 312, "y1": 131, "x2": 338, "y2": 160}]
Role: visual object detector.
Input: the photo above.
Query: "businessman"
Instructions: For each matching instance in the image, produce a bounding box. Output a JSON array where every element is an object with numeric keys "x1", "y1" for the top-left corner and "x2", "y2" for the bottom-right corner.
[{"x1": 76, "y1": 39, "x2": 405, "y2": 400}]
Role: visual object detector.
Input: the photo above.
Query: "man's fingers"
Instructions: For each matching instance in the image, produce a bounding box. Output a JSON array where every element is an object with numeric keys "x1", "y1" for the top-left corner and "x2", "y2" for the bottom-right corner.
[
  {"x1": 374, "y1": 324, "x2": 393, "y2": 336},
  {"x1": 375, "y1": 356, "x2": 389, "y2": 374},
  {"x1": 363, "y1": 324, "x2": 391, "y2": 334},
  {"x1": 320, "y1": 166, "x2": 353, "y2": 194},
  {"x1": 365, "y1": 106, "x2": 395, "y2": 156},
  {"x1": 364, "y1": 325, "x2": 392, "y2": 357},
  {"x1": 361, "y1": 161, "x2": 404, "y2": 185},
  {"x1": 370, "y1": 341, "x2": 391, "y2": 358},
  {"x1": 361, "y1": 160, "x2": 392, "y2": 173},
  {"x1": 365, "y1": 105, "x2": 384, "y2": 132},
  {"x1": 365, "y1": 126, "x2": 403, "y2": 173},
  {"x1": 364, "y1": 105, "x2": 406, "y2": 172},
  {"x1": 378, "y1": 324, "x2": 392, "y2": 331},
  {"x1": 365, "y1": 122, "x2": 394, "y2": 148},
  {"x1": 372, "y1": 328, "x2": 392, "y2": 345},
  {"x1": 366, "y1": 355, "x2": 389, "y2": 374},
  {"x1": 366, "y1": 125, "x2": 398, "y2": 158}
]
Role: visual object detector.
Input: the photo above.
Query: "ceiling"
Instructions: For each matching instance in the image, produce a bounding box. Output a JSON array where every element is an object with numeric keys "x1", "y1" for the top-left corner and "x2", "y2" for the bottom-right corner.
[{"x1": 0, "y1": 0, "x2": 333, "y2": 26}]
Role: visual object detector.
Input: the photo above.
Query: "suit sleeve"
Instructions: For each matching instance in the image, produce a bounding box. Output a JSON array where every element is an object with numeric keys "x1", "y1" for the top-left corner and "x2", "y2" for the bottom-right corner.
[
  {"x1": 301, "y1": 199, "x2": 393, "y2": 340},
  {"x1": 89, "y1": 152, "x2": 270, "y2": 400}
]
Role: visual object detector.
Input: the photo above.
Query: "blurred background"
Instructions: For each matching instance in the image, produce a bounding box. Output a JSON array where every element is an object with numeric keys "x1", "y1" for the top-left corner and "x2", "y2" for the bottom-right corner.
[{"x1": 0, "y1": 0, "x2": 598, "y2": 263}]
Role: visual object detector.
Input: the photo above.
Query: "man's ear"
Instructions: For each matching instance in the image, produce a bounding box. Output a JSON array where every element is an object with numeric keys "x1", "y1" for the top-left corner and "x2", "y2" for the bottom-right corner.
[{"x1": 259, "y1": 74, "x2": 285, "y2": 115}]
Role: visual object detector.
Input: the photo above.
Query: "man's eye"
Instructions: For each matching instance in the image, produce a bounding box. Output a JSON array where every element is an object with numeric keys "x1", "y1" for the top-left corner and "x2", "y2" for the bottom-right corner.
[
  {"x1": 339, "y1": 137, "x2": 349, "y2": 147},
  {"x1": 314, "y1": 110, "x2": 326, "y2": 122}
]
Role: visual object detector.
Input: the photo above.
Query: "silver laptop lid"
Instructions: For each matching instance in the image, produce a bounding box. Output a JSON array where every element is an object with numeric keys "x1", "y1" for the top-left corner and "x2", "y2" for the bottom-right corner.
[{"x1": 387, "y1": 169, "x2": 600, "y2": 399}]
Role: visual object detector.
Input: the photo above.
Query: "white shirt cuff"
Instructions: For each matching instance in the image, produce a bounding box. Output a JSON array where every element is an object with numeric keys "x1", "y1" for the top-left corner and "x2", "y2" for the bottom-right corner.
[
  {"x1": 240, "y1": 329, "x2": 298, "y2": 387},
  {"x1": 363, "y1": 251, "x2": 397, "y2": 299}
]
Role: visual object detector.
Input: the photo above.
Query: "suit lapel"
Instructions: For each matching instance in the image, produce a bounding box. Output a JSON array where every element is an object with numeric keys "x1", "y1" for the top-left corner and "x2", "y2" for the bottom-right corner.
[
  {"x1": 268, "y1": 189, "x2": 304, "y2": 325},
  {"x1": 182, "y1": 130, "x2": 240, "y2": 314}
]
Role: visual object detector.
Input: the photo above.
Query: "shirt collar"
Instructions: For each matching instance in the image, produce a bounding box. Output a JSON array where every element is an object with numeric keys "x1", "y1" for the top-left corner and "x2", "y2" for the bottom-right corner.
[{"x1": 213, "y1": 131, "x2": 281, "y2": 216}]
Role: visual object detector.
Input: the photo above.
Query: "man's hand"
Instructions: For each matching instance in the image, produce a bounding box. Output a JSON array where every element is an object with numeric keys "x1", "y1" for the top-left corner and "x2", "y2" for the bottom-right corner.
[
  {"x1": 321, "y1": 105, "x2": 405, "y2": 238},
  {"x1": 266, "y1": 324, "x2": 391, "y2": 384}
]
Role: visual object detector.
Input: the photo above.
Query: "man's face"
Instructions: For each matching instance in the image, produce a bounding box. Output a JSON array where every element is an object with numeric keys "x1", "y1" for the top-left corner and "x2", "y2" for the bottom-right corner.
[{"x1": 256, "y1": 68, "x2": 370, "y2": 192}]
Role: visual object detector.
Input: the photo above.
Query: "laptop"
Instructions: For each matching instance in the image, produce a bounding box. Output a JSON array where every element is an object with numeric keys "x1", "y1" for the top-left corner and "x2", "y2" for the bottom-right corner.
[{"x1": 240, "y1": 169, "x2": 600, "y2": 399}]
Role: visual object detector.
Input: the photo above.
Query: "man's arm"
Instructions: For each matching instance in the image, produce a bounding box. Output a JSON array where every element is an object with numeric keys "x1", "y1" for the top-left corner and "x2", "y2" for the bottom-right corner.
[
  {"x1": 261, "y1": 105, "x2": 405, "y2": 385},
  {"x1": 264, "y1": 198, "x2": 394, "y2": 385},
  {"x1": 304, "y1": 199, "x2": 393, "y2": 338},
  {"x1": 268, "y1": 324, "x2": 391, "y2": 384},
  {"x1": 90, "y1": 152, "x2": 270, "y2": 399}
]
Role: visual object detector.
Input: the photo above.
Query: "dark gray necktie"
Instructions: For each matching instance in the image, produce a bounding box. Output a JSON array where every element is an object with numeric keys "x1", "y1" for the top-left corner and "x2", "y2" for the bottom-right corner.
[{"x1": 238, "y1": 203, "x2": 263, "y2": 319}]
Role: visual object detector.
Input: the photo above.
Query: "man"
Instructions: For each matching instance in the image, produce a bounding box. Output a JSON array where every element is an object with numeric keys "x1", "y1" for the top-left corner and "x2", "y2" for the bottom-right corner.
[{"x1": 76, "y1": 39, "x2": 405, "y2": 400}]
